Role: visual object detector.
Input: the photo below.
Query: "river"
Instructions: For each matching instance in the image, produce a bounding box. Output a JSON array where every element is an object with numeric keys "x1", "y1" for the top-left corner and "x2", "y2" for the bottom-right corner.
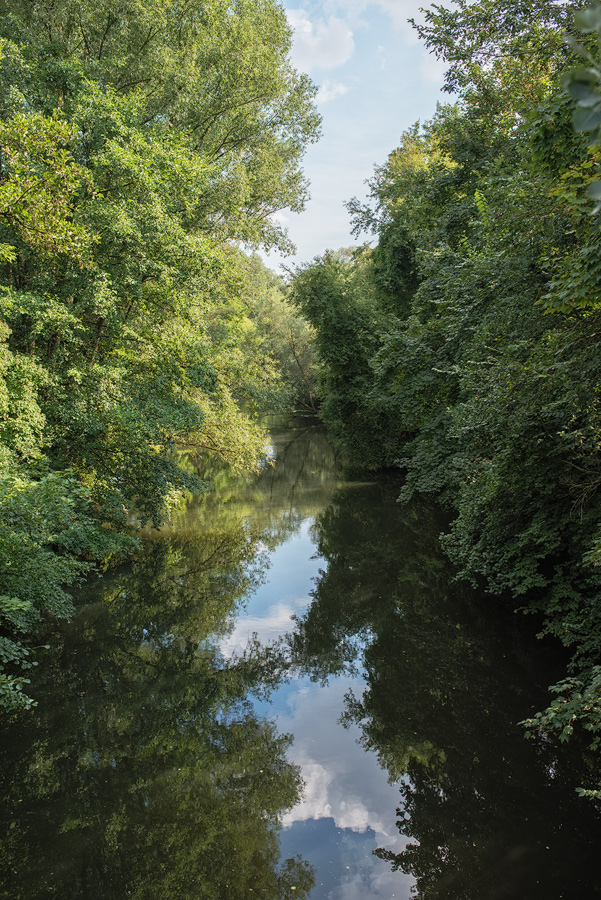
[{"x1": 1, "y1": 422, "x2": 601, "y2": 899}]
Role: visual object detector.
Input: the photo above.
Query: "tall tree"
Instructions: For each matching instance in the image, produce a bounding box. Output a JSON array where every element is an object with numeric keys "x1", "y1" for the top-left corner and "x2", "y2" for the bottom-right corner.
[
  {"x1": 291, "y1": 0, "x2": 601, "y2": 793},
  {"x1": 0, "y1": 1, "x2": 321, "y2": 708}
]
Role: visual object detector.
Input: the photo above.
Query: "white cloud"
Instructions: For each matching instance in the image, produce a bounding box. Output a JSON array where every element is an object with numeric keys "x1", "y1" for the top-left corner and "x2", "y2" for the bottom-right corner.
[
  {"x1": 372, "y1": 0, "x2": 423, "y2": 41},
  {"x1": 287, "y1": 9, "x2": 355, "y2": 72},
  {"x1": 269, "y1": 210, "x2": 290, "y2": 227},
  {"x1": 276, "y1": 678, "x2": 414, "y2": 897},
  {"x1": 316, "y1": 80, "x2": 350, "y2": 103},
  {"x1": 280, "y1": 679, "x2": 405, "y2": 841},
  {"x1": 220, "y1": 599, "x2": 307, "y2": 657},
  {"x1": 283, "y1": 751, "x2": 384, "y2": 832},
  {"x1": 299, "y1": 0, "x2": 425, "y2": 43}
]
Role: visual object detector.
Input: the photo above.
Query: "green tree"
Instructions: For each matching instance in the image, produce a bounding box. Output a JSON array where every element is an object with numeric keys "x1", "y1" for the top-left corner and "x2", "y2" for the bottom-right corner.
[
  {"x1": 292, "y1": 0, "x2": 601, "y2": 796},
  {"x1": 289, "y1": 248, "x2": 404, "y2": 467},
  {"x1": 237, "y1": 253, "x2": 320, "y2": 413},
  {"x1": 0, "y1": 0, "x2": 321, "y2": 709}
]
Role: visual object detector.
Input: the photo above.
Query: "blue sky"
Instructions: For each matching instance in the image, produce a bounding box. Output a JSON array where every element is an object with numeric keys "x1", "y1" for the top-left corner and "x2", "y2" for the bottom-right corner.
[{"x1": 261, "y1": 0, "x2": 449, "y2": 273}]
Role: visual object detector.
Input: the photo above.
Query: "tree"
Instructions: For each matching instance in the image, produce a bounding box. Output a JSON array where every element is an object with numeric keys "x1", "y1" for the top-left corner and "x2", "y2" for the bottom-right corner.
[
  {"x1": 0, "y1": 0, "x2": 321, "y2": 709},
  {"x1": 289, "y1": 249, "x2": 402, "y2": 467},
  {"x1": 291, "y1": 0, "x2": 601, "y2": 796}
]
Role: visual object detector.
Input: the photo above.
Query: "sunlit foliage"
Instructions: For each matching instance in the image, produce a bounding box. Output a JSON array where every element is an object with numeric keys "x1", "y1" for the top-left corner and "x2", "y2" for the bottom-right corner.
[{"x1": 0, "y1": 2, "x2": 320, "y2": 707}]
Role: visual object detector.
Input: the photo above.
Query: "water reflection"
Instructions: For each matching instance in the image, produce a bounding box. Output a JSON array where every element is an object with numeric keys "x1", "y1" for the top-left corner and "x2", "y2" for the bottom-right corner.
[
  {"x1": 0, "y1": 559, "x2": 312, "y2": 897},
  {"x1": 0, "y1": 425, "x2": 336, "y2": 900},
  {"x1": 2, "y1": 426, "x2": 601, "y2": 900},
  {"x1": 275, "y1": 676, "x2": 412, "y2": 899},
  {"x1": 167, "y1": 424, "x2": 339, "y2": 546},
  {"x1": 292, "y1": 480, "x2": 601, "y2": 899}
]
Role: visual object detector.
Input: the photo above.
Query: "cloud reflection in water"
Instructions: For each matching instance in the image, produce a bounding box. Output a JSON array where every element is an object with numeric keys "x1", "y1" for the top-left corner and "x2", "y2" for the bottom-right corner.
[{"x1": 219, "y1": 521, "x2": 414, "y2": 899}]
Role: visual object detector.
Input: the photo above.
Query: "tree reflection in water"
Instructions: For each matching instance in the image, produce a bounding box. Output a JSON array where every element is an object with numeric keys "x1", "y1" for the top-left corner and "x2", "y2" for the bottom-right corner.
[
  {"x1": 290, "y1": 480, "x2": 601, "y2": 900},
  {"x1": 0, "y1": 509, "x2": 315, "y2": 899},
  {"x1": 0, "y1": 424, "x2": 343, "y2": 900},
  {"x1": 4, "y1": 426, "x2": 601, "y2": 900}
]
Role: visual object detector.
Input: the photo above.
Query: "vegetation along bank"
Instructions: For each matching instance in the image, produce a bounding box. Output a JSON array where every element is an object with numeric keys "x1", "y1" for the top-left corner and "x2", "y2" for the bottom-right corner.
[
  {"x1": 2, "y1": 0, "x2": 601, "y2": 801},
  {"x1": 288, "y1": 0, "x2": 601, "y2": 797},
  {"x1": 0, "y1": 0, "x2": 320, "y2": 711}
]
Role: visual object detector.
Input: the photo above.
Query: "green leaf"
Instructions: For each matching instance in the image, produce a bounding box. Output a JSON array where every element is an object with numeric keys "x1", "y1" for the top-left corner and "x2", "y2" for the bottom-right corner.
[
  {"x1": 564, "y1": 79, "x2": 601, "y2": 106},
  {"x1": 575, "y1": 4, "x2": 601, "y2": 34},
  {"x1": 565, "y1": 35, "x2": 597, "y2": 64}
]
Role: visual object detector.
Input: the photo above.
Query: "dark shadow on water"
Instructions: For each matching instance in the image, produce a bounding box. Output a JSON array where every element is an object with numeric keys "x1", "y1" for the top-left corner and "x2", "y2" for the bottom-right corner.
[{"x1": 290, "y1": 479, "x2": 601, "y2": 900}]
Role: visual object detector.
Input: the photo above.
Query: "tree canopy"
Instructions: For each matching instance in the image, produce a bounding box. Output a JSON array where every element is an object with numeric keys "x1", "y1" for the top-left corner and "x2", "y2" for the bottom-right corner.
[
  {"x1": 290, "y1": 0, "x2": 601, "y2": 797},
  {"x1": 0, "y1": 1, "x2": 320, "y2": 708}
]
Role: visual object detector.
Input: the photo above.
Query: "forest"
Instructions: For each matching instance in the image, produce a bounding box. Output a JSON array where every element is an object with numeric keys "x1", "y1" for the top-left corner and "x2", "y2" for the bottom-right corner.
[{"x1": 1, "y1": 0, "x2": 601, "y2": 804}]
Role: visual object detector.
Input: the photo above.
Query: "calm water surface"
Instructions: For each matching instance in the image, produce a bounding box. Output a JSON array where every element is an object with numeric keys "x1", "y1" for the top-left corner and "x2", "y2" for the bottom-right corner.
[{"x1": 1, "y1": 423, "x2": 601, "y2": 899}]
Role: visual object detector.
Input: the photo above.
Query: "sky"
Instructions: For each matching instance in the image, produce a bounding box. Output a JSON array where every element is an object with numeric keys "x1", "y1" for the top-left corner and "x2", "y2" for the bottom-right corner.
[{"x1": 260, "y1": 0, "x2": 449, "y2": 274}]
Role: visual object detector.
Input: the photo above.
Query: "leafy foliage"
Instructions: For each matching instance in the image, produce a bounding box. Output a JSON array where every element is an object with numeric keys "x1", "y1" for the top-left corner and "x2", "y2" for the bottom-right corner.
[
  {"x1": 562, "y1": 3, "x2": 601, "y2": 207},
  {"x1": 291, "y1": 0, "x2": 601, "y2": 796},
  {"x1": 522, "y1": 666, "x2": 601, "y2": 799},
  {"x1": 0, "y1": 0, "x2": 321, "y2": 707},
  {"x1": 0, "y1": 112, "x2": 92, "y2": 261},
  {"x1": 0, "y1": 469, "x2": 134, "y2": 709}
]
